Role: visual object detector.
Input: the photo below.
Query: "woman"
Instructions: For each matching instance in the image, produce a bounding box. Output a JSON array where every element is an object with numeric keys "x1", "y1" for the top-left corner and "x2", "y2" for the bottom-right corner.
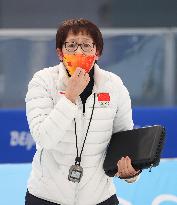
[{"x1": 25, "y1": 18, "x2": 140, "y2": 205}]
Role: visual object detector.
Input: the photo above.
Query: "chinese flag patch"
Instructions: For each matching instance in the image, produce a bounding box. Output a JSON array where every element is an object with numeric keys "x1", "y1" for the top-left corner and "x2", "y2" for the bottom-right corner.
[{"x1": 97, "y1": 93, "x2": 110, "y2": 102}]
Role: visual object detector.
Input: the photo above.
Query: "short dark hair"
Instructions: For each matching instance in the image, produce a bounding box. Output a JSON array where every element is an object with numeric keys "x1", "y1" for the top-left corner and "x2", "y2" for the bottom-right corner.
[{"x1": 56, "y1": 18, "x2": 103, "y2": 56}]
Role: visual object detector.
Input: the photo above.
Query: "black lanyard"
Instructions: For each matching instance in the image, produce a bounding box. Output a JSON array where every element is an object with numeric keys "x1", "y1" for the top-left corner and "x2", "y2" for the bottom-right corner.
[{"x1": 74, "y1": 93, "x2": 96, "y2": 166}]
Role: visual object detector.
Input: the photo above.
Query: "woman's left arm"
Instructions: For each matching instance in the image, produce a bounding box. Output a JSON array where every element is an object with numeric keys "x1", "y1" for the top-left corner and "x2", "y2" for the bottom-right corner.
[
  {"x1": 112, "y1": 76, "x2": 134, "y2": 134},
  {"x1": 111, "y1": 74, "x2": 140, "y2": 183}
]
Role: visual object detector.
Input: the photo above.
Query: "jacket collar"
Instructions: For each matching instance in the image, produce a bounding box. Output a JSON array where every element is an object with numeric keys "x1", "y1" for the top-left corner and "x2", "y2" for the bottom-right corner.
[{"x1": 57, "y1": 62, "x2": 108, "y2": 93}]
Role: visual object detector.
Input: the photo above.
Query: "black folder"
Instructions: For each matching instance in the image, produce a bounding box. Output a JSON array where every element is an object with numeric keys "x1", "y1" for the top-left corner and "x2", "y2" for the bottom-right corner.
[{"x1": 103, "y1": 125, "x2": 166, "y2": 177}]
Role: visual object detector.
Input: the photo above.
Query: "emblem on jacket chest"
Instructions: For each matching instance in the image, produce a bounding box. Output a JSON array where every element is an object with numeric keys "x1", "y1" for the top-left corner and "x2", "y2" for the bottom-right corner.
[{"x1": 97, "y1": 93, "x2": 110, "y2": 107}]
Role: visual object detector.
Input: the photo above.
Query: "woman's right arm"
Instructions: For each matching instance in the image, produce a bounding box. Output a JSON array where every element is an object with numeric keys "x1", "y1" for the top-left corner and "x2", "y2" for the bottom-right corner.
[
  {"x1": 25, "y1": 71, "x2": 78, "y2": 150},
  {"x1": 25, "y1": 67, "x2": 89, "y2": 150}
]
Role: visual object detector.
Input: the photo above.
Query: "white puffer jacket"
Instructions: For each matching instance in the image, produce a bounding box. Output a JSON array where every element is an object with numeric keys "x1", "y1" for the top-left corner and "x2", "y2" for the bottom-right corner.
[{"x1": 25, "y1": 63, "x2": 134, "y2": 205}]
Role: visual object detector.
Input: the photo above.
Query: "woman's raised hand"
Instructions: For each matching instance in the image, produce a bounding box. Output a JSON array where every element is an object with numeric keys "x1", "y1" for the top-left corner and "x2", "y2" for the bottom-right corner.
[{"x1": 65, "y1": 67, "x2": 90, "y2": 103}]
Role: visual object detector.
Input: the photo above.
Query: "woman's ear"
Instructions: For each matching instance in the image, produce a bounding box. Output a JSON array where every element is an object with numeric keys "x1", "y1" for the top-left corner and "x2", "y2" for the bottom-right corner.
[
  {"x1": 56, "y1": 48, "x2": 63, "y2": 61},
  {"x1": 95, "y1": 51, "x2": 100, "y2": 60}
]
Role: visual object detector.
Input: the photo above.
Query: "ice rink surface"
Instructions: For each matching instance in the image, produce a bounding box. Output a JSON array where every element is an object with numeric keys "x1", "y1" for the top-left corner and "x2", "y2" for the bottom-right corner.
[{"x1": 1, "y1": 159, "x2": 177, "y2": 205}]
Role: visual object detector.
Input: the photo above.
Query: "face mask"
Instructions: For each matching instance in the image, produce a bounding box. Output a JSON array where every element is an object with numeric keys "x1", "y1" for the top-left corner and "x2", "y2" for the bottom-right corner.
[{"x1": 63, "y1": 54, "x2": 96, "y2": 76}]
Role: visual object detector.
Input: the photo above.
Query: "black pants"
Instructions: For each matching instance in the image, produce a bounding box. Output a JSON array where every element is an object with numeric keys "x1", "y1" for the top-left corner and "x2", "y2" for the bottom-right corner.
[{"x1": 25, "y1": 190, "x2": 119, "y2": 205}]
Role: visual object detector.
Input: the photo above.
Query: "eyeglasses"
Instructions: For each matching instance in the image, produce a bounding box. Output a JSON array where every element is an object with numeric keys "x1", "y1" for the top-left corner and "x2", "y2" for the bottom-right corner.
[{"x1": 64, "y1": 41, "x2": 95, "y2": 53}]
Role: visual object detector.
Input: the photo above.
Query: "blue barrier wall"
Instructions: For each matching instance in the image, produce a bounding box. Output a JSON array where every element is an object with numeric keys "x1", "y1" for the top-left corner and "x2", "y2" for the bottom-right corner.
[
  {"x1": 0, "y1": 107, "x2": 177, "y2": 163},
  {"x1": 0, "y1": 108, "x2": 177, "y2": 205},
  {"x1": 132, "y1": 107, "x2": 177, "y2": 158},
  {"x1": 0, "y1": 109, "x2": 36, "y2": 163}
]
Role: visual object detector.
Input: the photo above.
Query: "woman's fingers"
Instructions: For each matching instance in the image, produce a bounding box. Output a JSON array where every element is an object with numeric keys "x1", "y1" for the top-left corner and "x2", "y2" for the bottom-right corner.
[
  {"x1": 126, "y1": 156, "x2": 138, "y2": 176},
  {"x1": 74, "y1": 67, "x2": 89, "y2": 83},
  {"x1": 73, "y1": 67, "x2": 82, "y2": 77},
  {"x1": 122, "y1": 157, "x2": 129, "y2": 176},
  {"x1": 117, "y1": 157, "x2": 127, "y2": 176},
  {"x1": 117, "y1": 156, "x2": 139, "y2": 178}
]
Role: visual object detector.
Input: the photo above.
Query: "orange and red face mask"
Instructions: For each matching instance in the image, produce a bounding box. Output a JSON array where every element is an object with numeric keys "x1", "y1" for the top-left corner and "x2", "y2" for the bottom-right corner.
[{"x1": 63, "y1": 54, "x2": 96, "y2": 76}]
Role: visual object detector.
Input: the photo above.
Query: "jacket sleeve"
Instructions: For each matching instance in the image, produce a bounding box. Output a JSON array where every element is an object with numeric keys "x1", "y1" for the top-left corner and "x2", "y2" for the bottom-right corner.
[
  {"x1": 111, "y1": 74, "x2": 140, "y2": 182},
  {"x1": 124, "y1": 174, "x2": 140, "y2": 183},
  {"x1": 25, "y1": 71, "x2": 78, "y2": 150},
  {"x1": 112, "y1": 76, "x2": 134, "y2": 134}
]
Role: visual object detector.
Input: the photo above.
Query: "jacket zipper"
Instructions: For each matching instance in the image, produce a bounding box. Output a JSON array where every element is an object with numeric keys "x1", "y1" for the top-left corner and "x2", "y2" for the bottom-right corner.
[
  {"x1": 74, "y1": 182, "x2": 79, "y2": 205},
  {"x1": 83, "y1": 111, "x2": 85, "y2": 127},
  {"x1": 39, "y1": 148, "x2": 44, "y2": 177},
  {"x1": 81, "y1": 103, "x2": 86, "y2": 153},
  {"x1": 74, "y1": 103, "x2": 86, "y2": 205}
]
